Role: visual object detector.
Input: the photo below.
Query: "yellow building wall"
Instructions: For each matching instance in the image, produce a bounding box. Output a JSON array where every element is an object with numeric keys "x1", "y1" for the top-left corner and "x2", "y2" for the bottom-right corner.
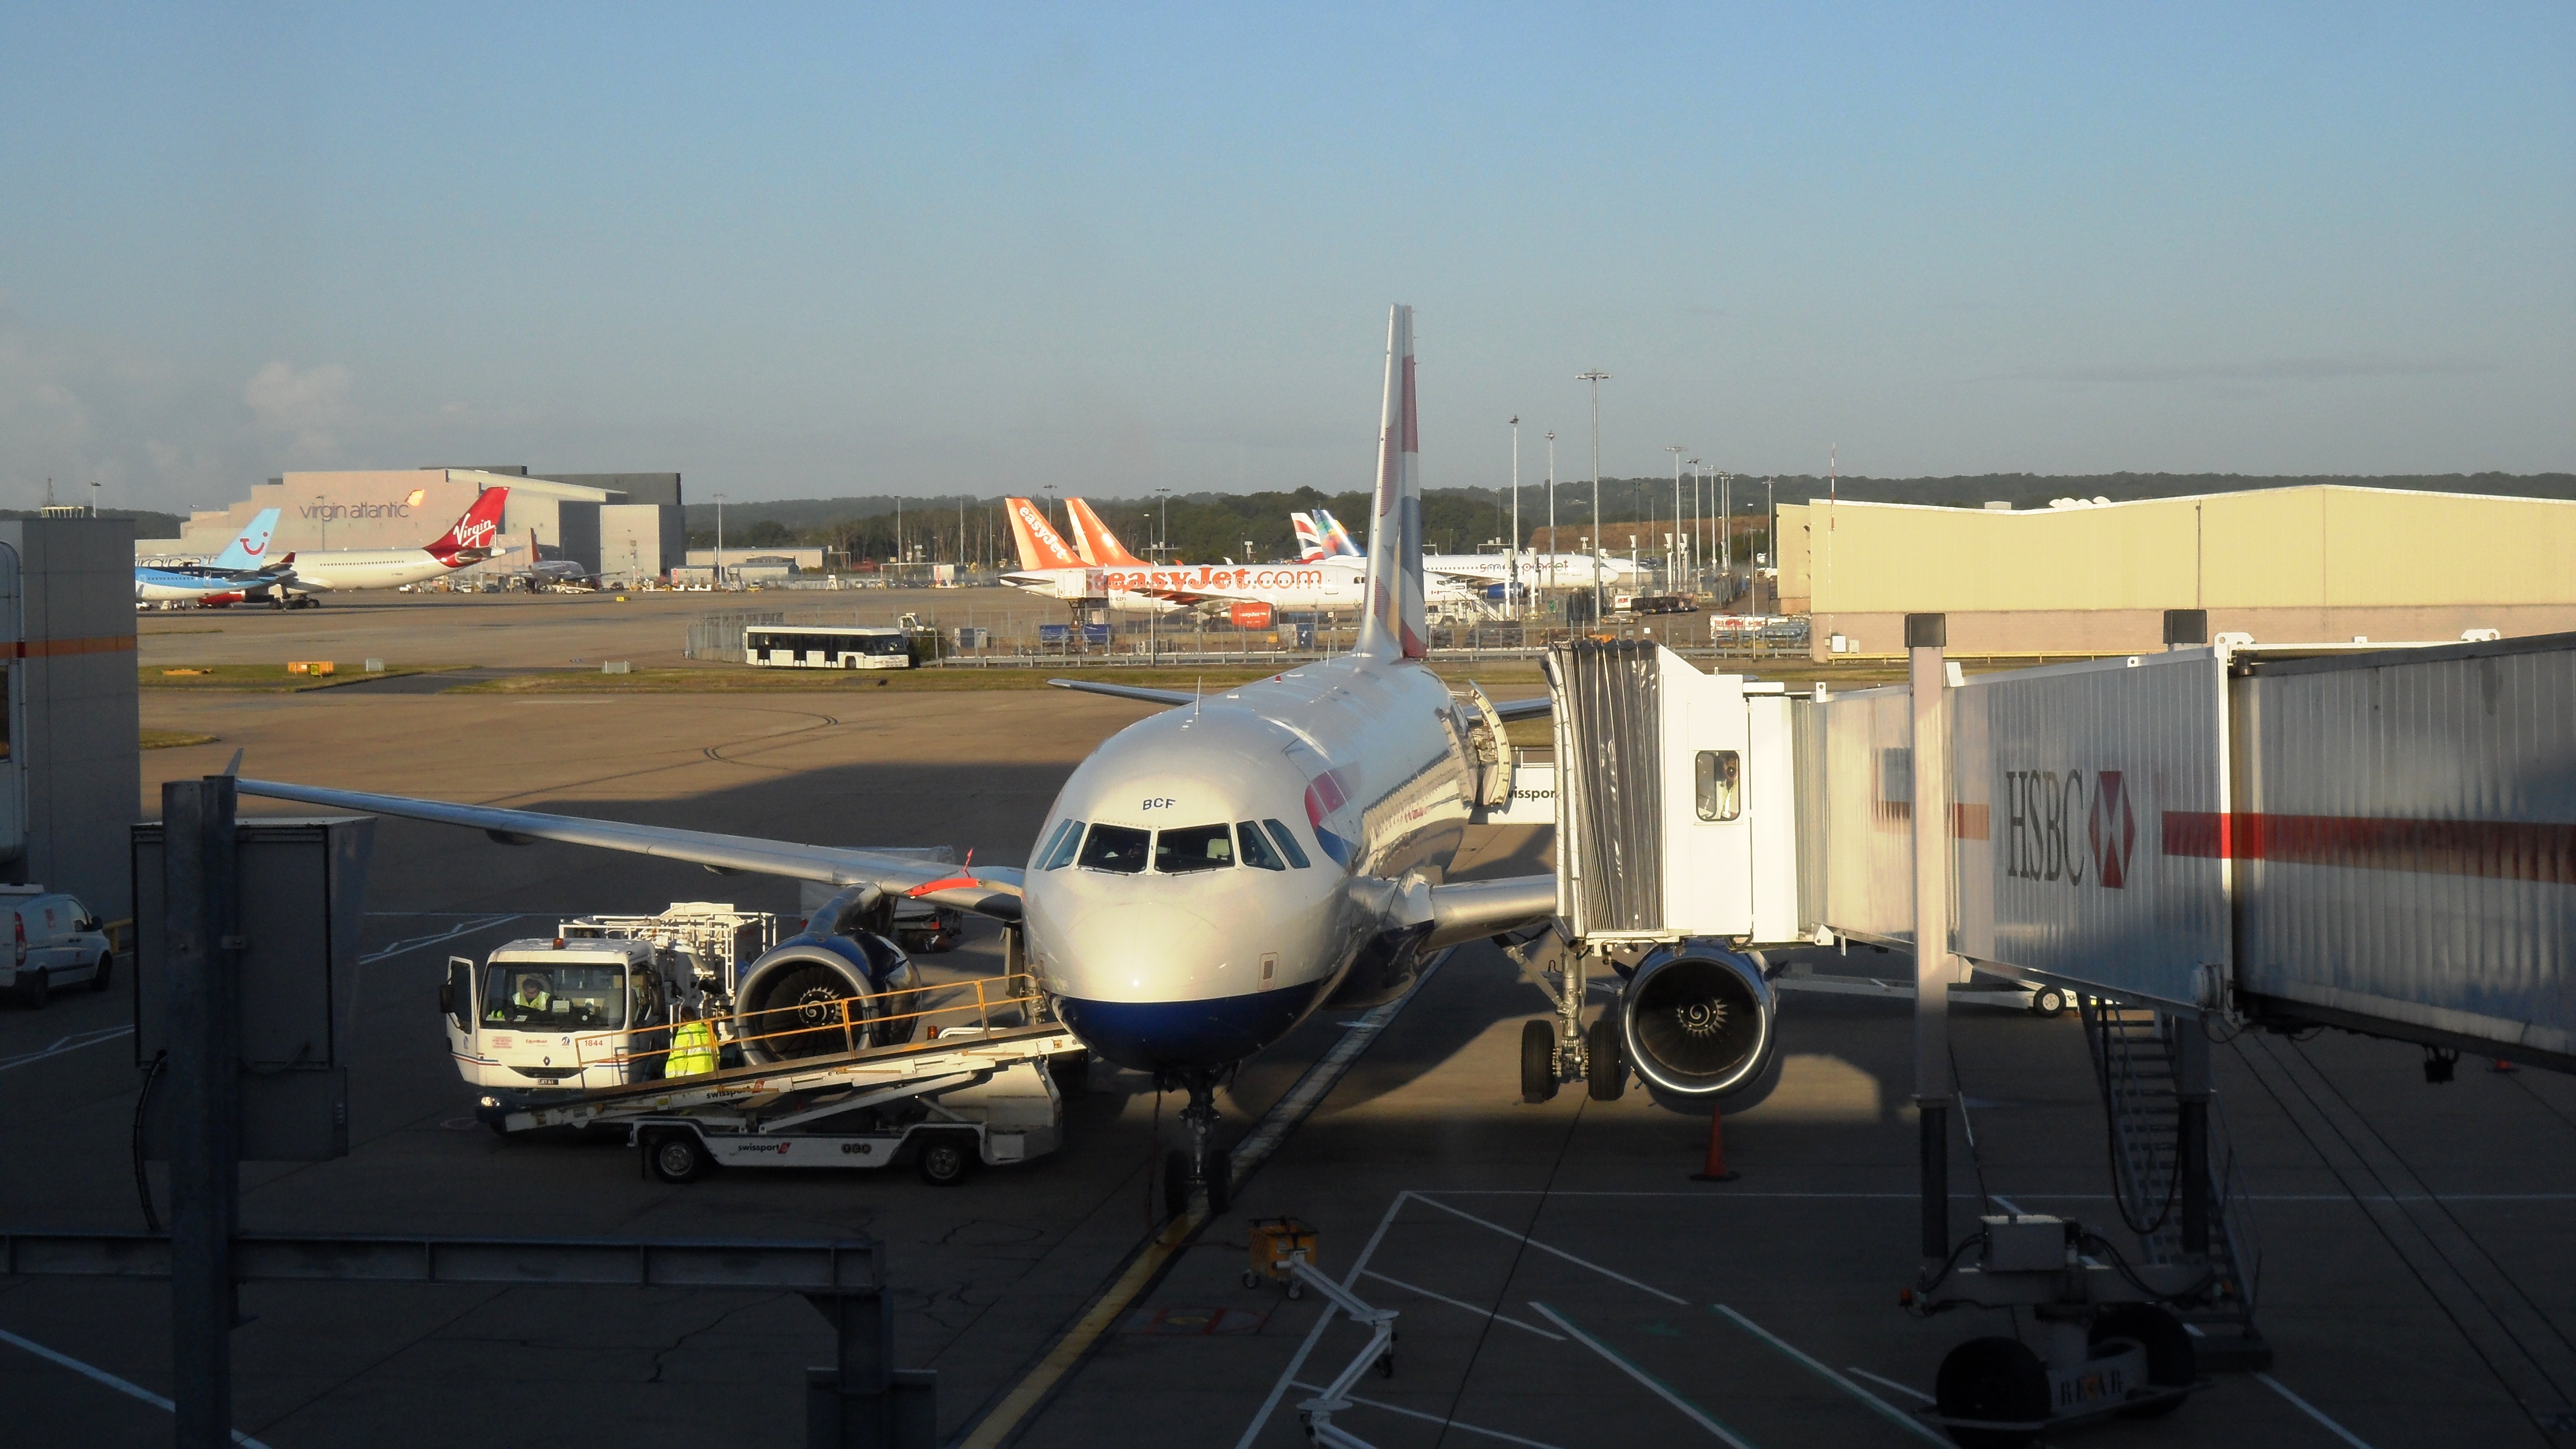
[{"x1": 1779, "y1": 486, "x2": 2576, "y2": 614}]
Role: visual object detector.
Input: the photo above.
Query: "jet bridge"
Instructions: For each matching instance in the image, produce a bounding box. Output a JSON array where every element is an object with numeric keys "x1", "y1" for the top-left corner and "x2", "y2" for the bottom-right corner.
[{"x1": 1538, "y1": 622, "x2": 2576, "y2": 1403}]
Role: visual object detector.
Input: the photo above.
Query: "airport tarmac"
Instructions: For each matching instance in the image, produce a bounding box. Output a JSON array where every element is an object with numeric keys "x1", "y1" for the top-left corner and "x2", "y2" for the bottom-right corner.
[{"x1": 2, "y1": 639, "x2": 2572, "y2": 1447}]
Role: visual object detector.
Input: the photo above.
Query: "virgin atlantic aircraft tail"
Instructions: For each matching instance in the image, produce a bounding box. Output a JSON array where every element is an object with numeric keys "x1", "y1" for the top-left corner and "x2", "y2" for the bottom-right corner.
[{"x1": 424, "y1": 488, "x2": 509, "y2": 563}]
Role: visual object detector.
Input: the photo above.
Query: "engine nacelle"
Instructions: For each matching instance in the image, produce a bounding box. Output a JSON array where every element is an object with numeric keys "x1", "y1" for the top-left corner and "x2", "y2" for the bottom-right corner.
[
  {"x1": 1618, "y1": 945, "x2": 1776, "y2": 1100},
  {"x1": 733, "y1": 930, "x2": 919, "y2": 1064}
]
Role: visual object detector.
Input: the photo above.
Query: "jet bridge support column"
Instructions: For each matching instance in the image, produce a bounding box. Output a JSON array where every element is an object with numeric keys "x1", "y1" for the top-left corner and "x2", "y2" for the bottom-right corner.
[{"x1": 1907, "y1": 615, "x2": 1953, "y2": 1262}]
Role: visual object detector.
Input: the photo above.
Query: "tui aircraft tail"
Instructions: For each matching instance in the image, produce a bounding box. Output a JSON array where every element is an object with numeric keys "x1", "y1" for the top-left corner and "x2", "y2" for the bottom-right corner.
[
  {"x1": 1353, "y1": 305, "x2": 1423, "y2": 660},
  {"x1": 207, "y1": 508, "x2": 282, "y2": 571},
  {"x1": 1064, "y1": 498, "x2": 1151, "y2": 567},
  {"x1": 1003, "y1": 498, "x2": 1086, "y2": 570}
]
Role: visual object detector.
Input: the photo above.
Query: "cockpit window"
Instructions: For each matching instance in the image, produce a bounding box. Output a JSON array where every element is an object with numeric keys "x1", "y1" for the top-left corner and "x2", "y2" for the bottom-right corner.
[
  {"x1": 1261, "y1": 818, "x2": 1313, "y2": 869},
  {"x1": 1036, "y1": 819, "x2": 1085, "y2": 870},
  {"x1": 1156, "y1": 824, "x2": 1234, "y2": 873},
  {"x1": 1236, "y1": 820, "x2": 1285, "y2": 870},
  {"x1": 1077, "y1": 824, "x2": 1150, "y2": 874}
]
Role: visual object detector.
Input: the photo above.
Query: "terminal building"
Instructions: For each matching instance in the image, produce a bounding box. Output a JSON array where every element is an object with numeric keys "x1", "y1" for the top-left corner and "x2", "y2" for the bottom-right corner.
[
  {"x1": 143, "y1": 467, "x2": 686, "y2": 584},
  {"x1": 1773, "y1": 483, "x2": 2576, "y2": 657}
]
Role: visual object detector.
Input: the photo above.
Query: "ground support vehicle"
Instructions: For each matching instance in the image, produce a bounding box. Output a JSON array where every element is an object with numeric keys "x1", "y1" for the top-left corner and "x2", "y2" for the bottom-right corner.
[
  {"x1": 626, "y1": 1029, "x2": 1069, "y2": 1185},
  {"x1": 472, "y1": 1019, "x2": 1082, "y2": 1185},
  {"x1": 1, "y1": 886, "x2": 116, "y2": 1008},
  {"x1": 444, "y1": 934, "x2": 702, "y2": 1096}
]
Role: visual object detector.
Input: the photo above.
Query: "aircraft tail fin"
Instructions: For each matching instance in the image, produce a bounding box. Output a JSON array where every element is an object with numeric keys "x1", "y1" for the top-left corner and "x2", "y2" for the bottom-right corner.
[
  {"x1": 1064, "y1": 498, "x2": 1150, "y2": 567},
  {"x1": 1318, "y1": 509, "x2": 1362, "y2": 558},
  {"x1": 1354, "y1": 305, "x2": 1423, "y2": 661},
  {"x1": 426, "y1": 488, "x2": 508, "y2": 564},
  {"x1": 1292, "y1": 513, "x2": 1327, "y2": 562},
  {"x1": 1004, "y1": 498, "x2": 1085, "y2": 570},
  {"x1": 207, "y1": 508, "x2": 282, "y2": 571}
]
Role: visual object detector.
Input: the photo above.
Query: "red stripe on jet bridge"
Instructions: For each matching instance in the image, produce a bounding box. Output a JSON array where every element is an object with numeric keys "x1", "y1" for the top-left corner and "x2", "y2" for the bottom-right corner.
[{"x1": 2160, "y1": 811, "x2": 2576, "y2": 884}]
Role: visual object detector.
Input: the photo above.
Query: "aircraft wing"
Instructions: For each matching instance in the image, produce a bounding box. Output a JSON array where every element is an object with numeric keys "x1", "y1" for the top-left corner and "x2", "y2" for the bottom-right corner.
[
  {"x1": 233, "y1": 777, "x2": 1026, "y2": 920},
  {"x1": 1487, "y1": 695, "x2": 1550, "y2": 721},
  {"x1": 1047, "y1": 679, "x2": 1195, "y2": 708}
]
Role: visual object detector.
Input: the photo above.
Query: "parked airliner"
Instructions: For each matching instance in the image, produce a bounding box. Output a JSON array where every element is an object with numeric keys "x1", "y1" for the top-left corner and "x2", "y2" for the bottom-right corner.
[
  {"x1": 135, "y1": 509, "x2": 289, "y2": 604},
  {"x1": 271, "y1": 489, "x2": 509, "y2": 599},
  {"x1": 238, "y1": 309, "x2": 1773, "y2": 1210},
  {"x1": 1299, "y1": 506, "x2": 1647, "y2": 589}
]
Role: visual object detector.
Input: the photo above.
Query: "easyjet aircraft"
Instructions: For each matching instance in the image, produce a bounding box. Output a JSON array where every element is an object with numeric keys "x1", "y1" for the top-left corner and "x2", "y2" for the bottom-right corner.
[{"x1": 272, "y1": 489, "x2": 510, "y2": 598}]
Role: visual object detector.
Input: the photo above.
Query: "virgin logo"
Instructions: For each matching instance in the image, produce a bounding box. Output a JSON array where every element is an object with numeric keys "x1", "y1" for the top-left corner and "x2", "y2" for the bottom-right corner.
[
  {"x1": 2088, "y1": 771, "x2": 2135, "y2": 888},
  {"x1": 452, "y1": 519, "x2": 498, "y2": 549}
]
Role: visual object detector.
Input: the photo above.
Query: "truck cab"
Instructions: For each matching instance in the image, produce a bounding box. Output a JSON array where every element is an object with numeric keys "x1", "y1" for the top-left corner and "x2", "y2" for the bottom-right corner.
[{"x1": 442, "y1": 936, "x2": 698, "y2": 1096}]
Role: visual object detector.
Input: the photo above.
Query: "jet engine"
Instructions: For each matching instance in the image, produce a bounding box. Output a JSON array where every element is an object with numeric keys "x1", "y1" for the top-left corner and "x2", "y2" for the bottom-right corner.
[
  {"x1": 733, "y1": 926, "x2": 920, "y2": 1065},
  {"x1": 1617, "y1": 945, "x2": 1777, "y2": 1103}
]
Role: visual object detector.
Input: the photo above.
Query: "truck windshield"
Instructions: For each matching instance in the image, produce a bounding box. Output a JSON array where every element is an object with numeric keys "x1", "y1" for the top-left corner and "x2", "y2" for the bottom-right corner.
[{"x1": 483, "y1": 962, "x2": 628, "y2": 1027}]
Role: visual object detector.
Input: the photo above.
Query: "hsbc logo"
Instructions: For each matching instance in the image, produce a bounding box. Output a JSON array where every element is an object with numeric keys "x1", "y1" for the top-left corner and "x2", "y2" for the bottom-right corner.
[{"x1": 2002, "y1": 768, "x2": 2136, "y2": 889}]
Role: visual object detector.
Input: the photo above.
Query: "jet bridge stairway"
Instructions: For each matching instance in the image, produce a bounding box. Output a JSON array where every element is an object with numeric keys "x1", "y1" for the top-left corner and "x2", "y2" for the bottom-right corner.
[{"x1": 2081, "y1": 998, "x2": 2271, "y2": 1370}]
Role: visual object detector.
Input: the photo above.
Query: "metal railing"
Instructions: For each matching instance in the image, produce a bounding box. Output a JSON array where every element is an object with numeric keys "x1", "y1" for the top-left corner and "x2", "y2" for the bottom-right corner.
[{"x1": 566, "y1": 970, "x2": 1044, "y2": 1071}]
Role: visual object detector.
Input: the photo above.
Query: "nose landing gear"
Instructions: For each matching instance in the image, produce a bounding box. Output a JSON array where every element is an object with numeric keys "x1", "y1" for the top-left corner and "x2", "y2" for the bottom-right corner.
[{"x1": 1159, "y1": 1068, "x2": 1233, "y2": 1220}]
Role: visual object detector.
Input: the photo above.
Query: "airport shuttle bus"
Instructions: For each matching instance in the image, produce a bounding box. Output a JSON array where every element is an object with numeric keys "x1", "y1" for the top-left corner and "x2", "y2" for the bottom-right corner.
[{"x1": 745, "y1": 624, "x2": 916, "y2": 670}]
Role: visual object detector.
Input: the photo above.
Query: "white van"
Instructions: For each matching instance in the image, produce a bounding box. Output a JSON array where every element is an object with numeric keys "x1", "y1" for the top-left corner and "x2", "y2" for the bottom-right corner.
[{"x1": 2, "y1": 887, "x2": 115, "y2": 1008}]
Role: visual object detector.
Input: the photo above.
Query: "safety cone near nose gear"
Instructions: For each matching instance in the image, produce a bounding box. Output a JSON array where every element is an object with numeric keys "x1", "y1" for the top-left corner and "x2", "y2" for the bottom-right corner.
[{"x1": 1688, "y1": 1106, "x2": 1739, "y2": 1182}]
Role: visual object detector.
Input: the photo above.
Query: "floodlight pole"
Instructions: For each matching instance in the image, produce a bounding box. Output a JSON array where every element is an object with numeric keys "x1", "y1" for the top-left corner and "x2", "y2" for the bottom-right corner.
[
  {"x1": 1666, "y1": 446, "x2": 1684, "y2": 593},
  {"x1": 714, "y1": 494, "x2": 726, "y2": 588},
  {"x1": 1578, "y1": 371, "x2": 1609, "y2": 623},
  {"x1": 1508, "y1": 417, "x2": 1521, "y2": 621},
  {"x1": 1545, "y1": 431, "x2": 1557, "y2": 609}
]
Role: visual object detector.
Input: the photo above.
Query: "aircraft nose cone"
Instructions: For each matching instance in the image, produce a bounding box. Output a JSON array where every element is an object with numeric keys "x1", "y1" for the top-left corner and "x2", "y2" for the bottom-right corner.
[{"x1": 1044, "y1": 901, "x2": 1319, "y2": 1072}]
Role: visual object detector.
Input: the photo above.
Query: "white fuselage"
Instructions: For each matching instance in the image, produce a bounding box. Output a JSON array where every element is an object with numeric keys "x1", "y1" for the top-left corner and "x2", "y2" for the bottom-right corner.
[
  {"x1": 282, "y1": 549, "x2": 459, "y2": 593},
  {"x1": 1003, "y1": 561, "x2": 1377, "y2": 614},
  {"x1": 1021, "y1": 651, "x2": 1474, "y2": 1072}
]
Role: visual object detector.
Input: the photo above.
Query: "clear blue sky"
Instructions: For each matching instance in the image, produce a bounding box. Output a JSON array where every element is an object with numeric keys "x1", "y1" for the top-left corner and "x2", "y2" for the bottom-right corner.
[{"x1": 4, "y1": 3, "x2": 2569, "y2": 512}]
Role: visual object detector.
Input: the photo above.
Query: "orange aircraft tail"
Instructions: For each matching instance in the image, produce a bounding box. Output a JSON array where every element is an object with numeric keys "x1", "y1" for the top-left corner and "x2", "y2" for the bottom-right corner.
[
  {"x1": 1064, "y1": 498, "x2": 1152, "y2": 567},
  {"x1": 1003, "y1": 498, "x2": 1085, "y2": 570}
]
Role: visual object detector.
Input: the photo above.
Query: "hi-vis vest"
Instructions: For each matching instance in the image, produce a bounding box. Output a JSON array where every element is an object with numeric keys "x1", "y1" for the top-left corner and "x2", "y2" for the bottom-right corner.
[{"x1": 666, "y1": 1020, "x2": 718, "y2": 1077}]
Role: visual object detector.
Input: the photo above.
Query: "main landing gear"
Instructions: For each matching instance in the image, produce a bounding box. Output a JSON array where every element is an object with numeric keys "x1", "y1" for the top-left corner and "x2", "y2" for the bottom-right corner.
[{"x1": 1159, "y1": 1068, "x2": 1233, "y2": 1220}]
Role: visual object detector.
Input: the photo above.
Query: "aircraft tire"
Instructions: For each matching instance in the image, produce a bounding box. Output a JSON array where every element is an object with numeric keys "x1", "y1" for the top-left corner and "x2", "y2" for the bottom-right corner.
[
  {"x1": 1202, "y1": 1147, "x2": 1232, "y2": 1215},
  {"x1": 1163, "y1": 1149, "x2": 1191, "y2": 1220},
  {"x1": 1519, "y1": 1020, "x2": 1557, "y2": 1104},
  {"x1": 1585, "y1": 1015, "x2": 1625, "y2": 1100}
]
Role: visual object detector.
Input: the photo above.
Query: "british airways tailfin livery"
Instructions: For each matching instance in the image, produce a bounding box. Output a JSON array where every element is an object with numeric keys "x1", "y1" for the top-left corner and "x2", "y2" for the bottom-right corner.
[{"x1": 236, "y1": 307, "x2": 1592, "y2": 1210}]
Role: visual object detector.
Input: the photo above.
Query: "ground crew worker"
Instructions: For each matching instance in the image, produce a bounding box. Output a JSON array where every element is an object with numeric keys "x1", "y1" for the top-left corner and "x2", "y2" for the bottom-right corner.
[
  {"x1": 665, "y1": 1005, "x2": 718, "y2": 1078},
  {"x1": 490, "y1": 974, "x2": 552, "y2": 1021}
]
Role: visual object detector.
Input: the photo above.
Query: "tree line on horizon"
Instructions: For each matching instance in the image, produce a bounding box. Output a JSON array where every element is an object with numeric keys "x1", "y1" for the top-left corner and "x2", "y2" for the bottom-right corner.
[{"x1": 680, "y1": 471, "x2": 2576, "y2": 566}]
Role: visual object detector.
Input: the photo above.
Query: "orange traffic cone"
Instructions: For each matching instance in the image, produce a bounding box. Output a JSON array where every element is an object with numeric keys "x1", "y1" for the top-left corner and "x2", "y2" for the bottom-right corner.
[{"x1": 1689, "y1": 1106, "x2": 1739, "y2": 1182}]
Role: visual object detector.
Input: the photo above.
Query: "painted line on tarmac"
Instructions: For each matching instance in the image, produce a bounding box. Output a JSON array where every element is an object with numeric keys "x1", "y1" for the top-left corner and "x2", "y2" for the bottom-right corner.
[
  {"x1": 1409, "y1": 1194, "x2": 1688, "y2": 1305},
  {"x1": 1845, "y1": 1366, "x2": 1934, "y2": 1404},
  {"x1": 0, "y1": 1327, "x2": 274, "y2": 1448},
  {"x1": 2255, "y1": 1372, "x2": 2376, "y2": 1448},
  {"x1": 1423, "y1": 1188, "x2": 2576, "y2": 1204},
  {"x1": 1712, "y1": 1304, "x2": 1948, "y2": 1445},
  {"x1": 359, "y1": 914, "x2": 524, "y2": 965},
  {"x1": 1358, "y1": 1268, "x2": 1565, "y2": 1341},
  {"x1": 1286, "y1": 1379, "x2": 1569, "y2": 1447},
  {"x1": 957, "y1": 952, "x2": 1452, "y2": 1449},
  {"x1": 1236, "y1": 1190, "x2": 1417, "y2": 1449},
  {"x1": 1528, "y1": 1302, "x2": 1756, "y2": 1448},
  {"x1": 0, "y1": 1025, "x2": 133, "y2": 1074}
]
